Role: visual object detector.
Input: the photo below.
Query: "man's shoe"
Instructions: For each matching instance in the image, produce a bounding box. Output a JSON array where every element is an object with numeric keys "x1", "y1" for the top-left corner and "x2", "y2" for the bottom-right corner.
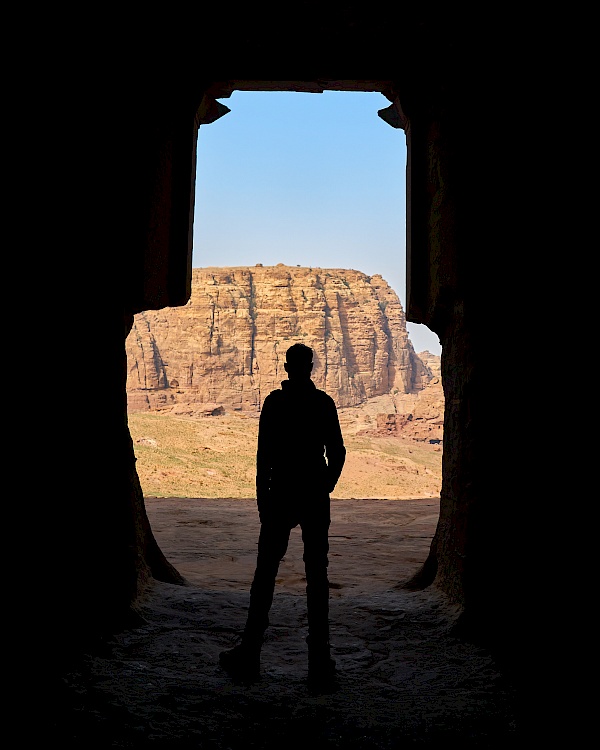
[
  {"x1": 307, "y1": 644, "x2": 337, "y2": 692},
  {"x1": 219, "y1": 643, "x2": 261, "y2": 683},
  {"x1": 308, "y1": 654, "x2": 336, "y2": 677}
]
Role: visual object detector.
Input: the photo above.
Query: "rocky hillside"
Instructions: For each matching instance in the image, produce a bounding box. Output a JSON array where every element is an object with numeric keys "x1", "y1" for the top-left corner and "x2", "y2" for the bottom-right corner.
[{"x1": 126, "y1": 265, "x2": 434, "y2": 413}]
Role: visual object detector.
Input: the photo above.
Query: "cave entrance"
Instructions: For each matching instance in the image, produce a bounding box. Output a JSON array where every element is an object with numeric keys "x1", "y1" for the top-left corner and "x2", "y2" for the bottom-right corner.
[
  {"x1": 128, "y1": 86, "x2": 442, "y2": 588},
  {"x1": 127, "y1": 87, "x2": 442, "y2": 500}
]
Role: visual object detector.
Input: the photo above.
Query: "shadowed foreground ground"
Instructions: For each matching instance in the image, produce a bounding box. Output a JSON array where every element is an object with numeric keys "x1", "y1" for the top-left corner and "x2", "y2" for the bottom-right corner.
[{"x1": 49, "y1": 498, "x2": 522, "y2": 748}]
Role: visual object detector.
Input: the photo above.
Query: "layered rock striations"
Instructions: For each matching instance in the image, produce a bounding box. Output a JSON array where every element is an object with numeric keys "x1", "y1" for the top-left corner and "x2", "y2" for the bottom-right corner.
[{"x1": 126, "y1": 265, "x2": 433, "y2": 412}]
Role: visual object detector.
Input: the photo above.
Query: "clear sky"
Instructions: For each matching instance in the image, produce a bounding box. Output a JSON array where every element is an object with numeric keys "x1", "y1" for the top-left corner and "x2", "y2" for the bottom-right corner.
[{"x1": 192, "y1": 90, "x2": 442, "y2": 355}]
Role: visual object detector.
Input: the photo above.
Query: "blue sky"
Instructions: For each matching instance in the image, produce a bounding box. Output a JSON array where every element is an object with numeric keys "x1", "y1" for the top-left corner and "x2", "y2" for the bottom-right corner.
[{"x1": 192, "y1": 90, "x2": 441, "y2": 355}]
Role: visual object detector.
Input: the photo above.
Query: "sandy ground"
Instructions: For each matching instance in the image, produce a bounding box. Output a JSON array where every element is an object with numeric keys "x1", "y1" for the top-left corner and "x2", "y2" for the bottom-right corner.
[
  {"x1": 50, "y1": 498, "x2": 521, "y2": 748},
  {"x1": 128, "y1": 406, "x2": 443, "y2": 501}
]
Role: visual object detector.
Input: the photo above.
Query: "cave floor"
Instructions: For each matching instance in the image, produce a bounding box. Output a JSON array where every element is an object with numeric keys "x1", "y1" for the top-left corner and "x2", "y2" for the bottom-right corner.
[{"x1": 48, "y1": 498, "x2": 523, "y2": 748}]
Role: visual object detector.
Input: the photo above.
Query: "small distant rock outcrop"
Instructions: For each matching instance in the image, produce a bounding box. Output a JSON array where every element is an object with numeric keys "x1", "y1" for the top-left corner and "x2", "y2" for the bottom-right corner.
[
  {"x1": 415, "y1": 350, "x2": 441, "y2": 379},
  {"x1": 368, "y1": 350, "x2": 443, "y2": 443},
  {"x1": 126, "y1": 265, "x2": 435, "y2": 413}
]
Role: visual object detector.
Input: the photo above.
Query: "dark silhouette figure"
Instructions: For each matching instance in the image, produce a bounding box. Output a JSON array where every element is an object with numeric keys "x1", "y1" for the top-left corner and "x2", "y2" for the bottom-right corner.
[{"x1": 219, "y1": 343, "x2": 346, "y2": 687}]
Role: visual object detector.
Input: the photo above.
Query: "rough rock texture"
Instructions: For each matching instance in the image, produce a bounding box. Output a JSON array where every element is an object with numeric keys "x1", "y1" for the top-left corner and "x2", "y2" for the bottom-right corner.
[
  {"x1": 382, "y1": 353, "x2": 444, "y2": 443},
  {"x1": 372, "y1": 401, "x2": 444, "y2": 444},
  {"x1": 126, "y1": 266, "x2": 433, "y2": 412},
  {"x1": 416, "y1": 350, "x2": 441, "y2": 379}
]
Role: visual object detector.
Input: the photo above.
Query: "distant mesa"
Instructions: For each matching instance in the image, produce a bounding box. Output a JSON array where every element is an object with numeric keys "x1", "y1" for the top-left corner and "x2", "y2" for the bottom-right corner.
[{"x1": 126, "y1": 264, "x2": 443, "y2": 440}]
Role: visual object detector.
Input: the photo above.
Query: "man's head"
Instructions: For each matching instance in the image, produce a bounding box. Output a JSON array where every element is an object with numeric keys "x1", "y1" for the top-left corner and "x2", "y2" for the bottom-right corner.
[{"x1": 284, "y1": 343, "x2": 313, "y2": 379}]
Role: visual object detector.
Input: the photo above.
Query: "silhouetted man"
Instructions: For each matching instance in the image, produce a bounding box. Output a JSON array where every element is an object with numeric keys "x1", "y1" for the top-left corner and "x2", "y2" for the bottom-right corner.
[{"x1": 219, "y1": 343, "x2": 346, "y2": 687}]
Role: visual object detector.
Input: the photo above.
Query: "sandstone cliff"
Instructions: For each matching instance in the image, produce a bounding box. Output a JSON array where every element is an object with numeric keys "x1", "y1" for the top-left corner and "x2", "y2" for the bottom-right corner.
[{"x1": 126, "y1": 265, "x2": 433, "y2": 412}]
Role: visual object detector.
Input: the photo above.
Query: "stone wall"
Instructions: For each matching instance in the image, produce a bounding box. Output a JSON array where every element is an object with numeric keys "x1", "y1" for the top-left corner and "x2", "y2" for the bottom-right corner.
[{"x1": 126, "y1": 265, "x2": 433, "y2": 412}]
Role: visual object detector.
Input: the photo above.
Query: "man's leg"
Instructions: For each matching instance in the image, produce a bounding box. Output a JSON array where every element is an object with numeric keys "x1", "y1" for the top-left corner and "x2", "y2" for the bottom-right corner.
[
  {"x1": 243, "y1": 520, "x2": 291, "y2": 644},
  {"x1": 219, "y1": 519, "x2": 290, "y2": 681},
  {"x1": 301, "y1": 510, "x2": 336, "y2": 683}
]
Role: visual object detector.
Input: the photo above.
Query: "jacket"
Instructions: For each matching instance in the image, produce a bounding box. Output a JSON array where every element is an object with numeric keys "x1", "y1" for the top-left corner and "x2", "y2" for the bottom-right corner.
[{"x1": 256, "y1": 378, "x2": 346, "y2": 512}]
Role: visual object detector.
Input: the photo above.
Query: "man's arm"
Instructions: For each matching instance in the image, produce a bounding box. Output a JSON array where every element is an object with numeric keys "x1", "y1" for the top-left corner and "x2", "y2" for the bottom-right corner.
[
  {"x1": 324, "y1": 397, "x2": 346, "y2": 493},
  {"x1": 256, "y1": 395, "x2": 275, "y2": 516}
]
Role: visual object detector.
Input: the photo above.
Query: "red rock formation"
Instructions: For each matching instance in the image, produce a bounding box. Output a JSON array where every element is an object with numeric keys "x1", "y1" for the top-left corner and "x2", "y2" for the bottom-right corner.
[{"x1": 126, "y1": 265, "x2": 433, "y2": 412}]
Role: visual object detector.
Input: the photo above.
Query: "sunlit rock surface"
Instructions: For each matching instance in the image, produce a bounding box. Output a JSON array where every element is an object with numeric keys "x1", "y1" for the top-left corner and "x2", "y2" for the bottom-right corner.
[{"x1": 126, "y1": 265, "x2": 433, "y2": 412}]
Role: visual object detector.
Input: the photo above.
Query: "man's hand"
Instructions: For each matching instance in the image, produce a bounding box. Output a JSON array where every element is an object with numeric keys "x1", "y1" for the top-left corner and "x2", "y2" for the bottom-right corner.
[{"x1": 256, "y1": 484, "x2": 270, "y2": 523}]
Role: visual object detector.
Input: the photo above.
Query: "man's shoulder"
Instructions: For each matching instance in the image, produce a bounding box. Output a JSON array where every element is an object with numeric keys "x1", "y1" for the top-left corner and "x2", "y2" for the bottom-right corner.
[
  {"x1": 263, "y1": 383, "x2": 336, "y2": 407},
  {"x1": 314, "y1": 388, "x2": 337, "y2": 407},
  {"x1": 265, "y1": 388, "x2": 284, "y2": 400},
  {"x1": 261, "y1": 389, "x2": 284, "y2": 408}
]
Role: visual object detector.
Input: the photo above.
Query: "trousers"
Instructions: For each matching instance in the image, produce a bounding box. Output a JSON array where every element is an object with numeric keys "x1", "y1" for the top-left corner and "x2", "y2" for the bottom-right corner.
[{"x1": 242, "y1": 497, "x2": 331, "y2": 647}]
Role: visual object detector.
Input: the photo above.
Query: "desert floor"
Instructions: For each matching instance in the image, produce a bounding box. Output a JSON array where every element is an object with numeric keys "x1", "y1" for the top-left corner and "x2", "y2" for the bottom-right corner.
[
  {"x1": 128, "y1": 404, "x2": 443, "y2": 501},
  {"x1": 50, "y1": 497, "x2": 523, "y2": 748}
]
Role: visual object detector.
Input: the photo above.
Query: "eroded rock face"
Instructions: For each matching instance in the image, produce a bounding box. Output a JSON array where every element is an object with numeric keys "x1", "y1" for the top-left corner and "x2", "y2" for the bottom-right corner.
[
  {"x1": 126, "y1": 265, "x2": 433, "y2": 412},
  {"x1": 390, "y1": 351, "x2": 444, "y2": 442}
]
